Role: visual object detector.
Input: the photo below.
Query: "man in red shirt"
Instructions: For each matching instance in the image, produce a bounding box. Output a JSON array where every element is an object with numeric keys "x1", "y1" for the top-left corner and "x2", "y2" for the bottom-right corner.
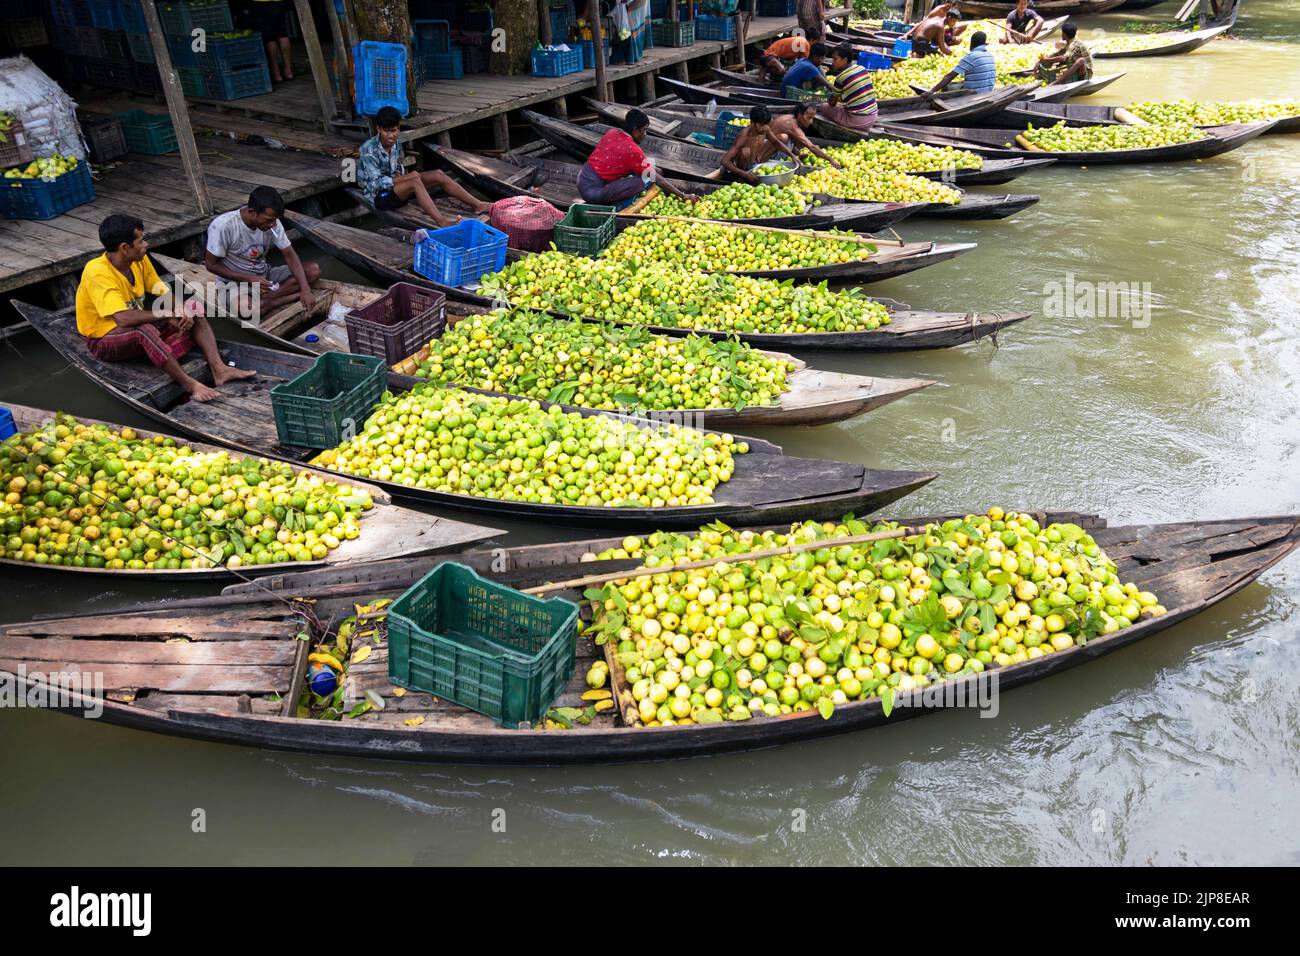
[{"x1": 577, "y1": 110, "x2": 694, "y2": 207}]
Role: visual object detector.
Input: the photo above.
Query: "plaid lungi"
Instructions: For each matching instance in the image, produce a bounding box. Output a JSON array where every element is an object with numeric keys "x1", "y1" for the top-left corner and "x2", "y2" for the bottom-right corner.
[{"x1": 85, "y1": 321, "x2": 194, "y2": 368}]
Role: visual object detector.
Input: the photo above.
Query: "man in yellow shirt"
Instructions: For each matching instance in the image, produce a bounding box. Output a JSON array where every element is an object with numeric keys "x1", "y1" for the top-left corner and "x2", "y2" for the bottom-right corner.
[{"x1": 76, "y1": 214, "x2": 254, "y2": 403}]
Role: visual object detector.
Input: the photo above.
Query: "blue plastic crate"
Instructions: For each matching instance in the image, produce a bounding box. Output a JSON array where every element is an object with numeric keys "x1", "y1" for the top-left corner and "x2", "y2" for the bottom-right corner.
[
  {"x1": 531, "y1": 46, "x2": 582, "y2": 77},
  {"x1": 116, "y1": 0, "x2": 148, "y2": 33},
  {"x1": 892, "y1": 38, "x2": 912, "y2": 58},
  {"x1": 578, "y1": 37, "x2": 610, "y2": 69},
  {"x1": 413, "y1": 220, "x2": 508, "y2": 288},
  {"x1": 50, "y1": 0, "x2": 90, "y2": 30},
  {"x1": 0, "y1": 161, "x2": 95, "y2": 221},
  {"x1": 413, "y1": 18, "x2": 451, "y2": 53},
  {"x1": 86, "y1": 0, "x2": 122, "y2": 29},
  {"x1": 549, "y1": 10, "x2": 573, "y2": 41},
  {"x1": 415, "y1": 47, "x2": 463, "y2": 83},
  {"x1": 714, "y1": 110, "x2": 747, "y2": 148},
  {"x1": 166, "y1": 32, "x2": 200, "y2": 66},
  {"x1": 62, "y1": 54, "x2": 91, "y2": 83},
  {"x1": 125, "y1": 30, "x2": 154, "y2": 63},
  {"x1": 462, "y1": 9, "x2": 493, "y2": 32},
  {"x1": 882, "y1": 19, "x2": 909, "y2": 34},
  {"x1": 858, "y1": 50, "x2": 894, "y2": 71},
  {"x1": 202, "y1": 62, "x2": 272, "y2": 100},
  {"x1": 202, "y1": 34, "x2": 265, "y2": 70},
  {"x1": 0, "y1": 407, "x2": 15, "y2": 441},
  {"x1": 158, "y1": 0, "x2": 234, "y2": 37},
  {"x1": 757, "y1": 0, "x2": 796, "y2": 16},
  {"x1": 695, "y1": 14, "x2": 735, "y2": 41},
  {"x1": 354, "y1": 40, "x2": 408, "y2": 116}
]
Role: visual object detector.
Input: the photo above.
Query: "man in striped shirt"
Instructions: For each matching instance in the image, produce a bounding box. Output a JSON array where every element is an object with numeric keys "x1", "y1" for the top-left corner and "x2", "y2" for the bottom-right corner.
[
  {"x1": 926, "y1": 31, "x2": 997, "y2": 95},
  {"x1": 818, "y1": 43, "x2": 879, "y2": 132}
]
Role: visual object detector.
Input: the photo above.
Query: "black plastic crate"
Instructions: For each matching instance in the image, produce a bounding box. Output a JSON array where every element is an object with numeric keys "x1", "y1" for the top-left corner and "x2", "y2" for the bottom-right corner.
[
  {"x1": 80, "y1": 114, "x2": 128, "y2": 163},
  {"x1": 345, "y1": 282, "x2": 448, "y2": 365}
]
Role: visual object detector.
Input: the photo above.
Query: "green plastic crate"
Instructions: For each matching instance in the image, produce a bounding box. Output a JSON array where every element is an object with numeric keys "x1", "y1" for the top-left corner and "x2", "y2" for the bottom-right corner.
[
  {"x1": 786, "y1": 86, "x2": 833, "y2": 104},
  {"x1": 388, "y1": 563, "x2": 579, "y2": 728},
  {"x1": 116, "y1": 109, "x2": 177, "y2": 154},
  {"x1": 553, "y1": 203, "x2": 615, "y2": 257},
  {"x1": 270, "y1": 352, "x2": 386, "y2": 449}
]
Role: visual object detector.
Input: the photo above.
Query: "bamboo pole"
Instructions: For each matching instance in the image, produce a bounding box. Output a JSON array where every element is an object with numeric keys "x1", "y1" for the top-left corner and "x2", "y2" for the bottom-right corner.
[
  {"x1": 140, "y1": 0, "x2": 212, "y2": 216},
  {"x1": 524, "y1": 527, "x2": 918, "y2": 595},
  {"x1": 592, "y1": 9, "x2": 609, "y2": 101}
]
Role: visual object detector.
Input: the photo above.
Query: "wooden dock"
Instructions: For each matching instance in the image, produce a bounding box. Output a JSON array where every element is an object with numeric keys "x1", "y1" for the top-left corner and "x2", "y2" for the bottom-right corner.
[{"x1": 0, "y1": 137, "x2": 339, "y2": 295}]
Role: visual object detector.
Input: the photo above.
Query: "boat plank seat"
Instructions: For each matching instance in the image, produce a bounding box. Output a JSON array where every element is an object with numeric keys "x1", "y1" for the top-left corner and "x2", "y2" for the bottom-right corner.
[
  {"x1": 8, "y1": 609, "x2": 302, "y2": 641},
  {"x1": 0, "y1": 657, "x2": 291, "y2": 694},
  {"x1": 0, "y1": 637, "x2": 297, "y2": 666}
]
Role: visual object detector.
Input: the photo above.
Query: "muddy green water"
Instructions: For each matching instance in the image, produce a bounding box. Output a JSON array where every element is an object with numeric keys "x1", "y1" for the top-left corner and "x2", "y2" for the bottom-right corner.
[{"x1": 1, "y1": 3, "x2": 1298, "y2": 865}]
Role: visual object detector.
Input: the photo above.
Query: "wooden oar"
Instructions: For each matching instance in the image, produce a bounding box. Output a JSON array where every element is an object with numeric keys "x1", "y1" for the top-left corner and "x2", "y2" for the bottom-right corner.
[{"x1": 523, "y1": 526, "x2": 919, "y2": 596}]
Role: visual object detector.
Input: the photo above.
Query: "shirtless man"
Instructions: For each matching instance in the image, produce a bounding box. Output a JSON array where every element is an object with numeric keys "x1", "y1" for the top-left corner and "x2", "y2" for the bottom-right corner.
[{"x1": 719, "y1": 105, "x2": 803, "y2": 184}]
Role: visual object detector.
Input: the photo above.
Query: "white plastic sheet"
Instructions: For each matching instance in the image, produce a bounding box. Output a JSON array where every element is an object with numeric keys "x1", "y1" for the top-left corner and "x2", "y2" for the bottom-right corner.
[{"x1": 0, "y1": 55, "x2": 86, "y2": 160}]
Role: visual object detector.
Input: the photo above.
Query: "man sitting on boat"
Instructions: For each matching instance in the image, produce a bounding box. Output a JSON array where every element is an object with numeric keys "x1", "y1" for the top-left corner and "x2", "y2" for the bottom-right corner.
[
  {"x1": 908, "y1": 8, "x2": 962, "y2": 57},
  {"x1": 926, "y1": 31, "x2": 998, "y2": 96},
  {"x1": 576, "y1": 109, "x2": 695, "y2": 207},
  {"x1": 76, "y1": 214, "x2": 254, "y2": 403},
  {"x1": 719, "y1": 105, "x2": 805, "y2": 184},
  {"x1": 1035, "y1": 20, "x2": 1093, "y2": 86},
  {"x1": 759, "y1": 103, "x2": 842, "y2": 170},
  {"x1": 1002, "y1": 0, "x2": 1045, "y2": 45},
  {"x1": 358, "y1": 106, "x2": 492, "y2": 226},
  {"x1": 758, "y1": 33, "x2": 820, "y2": 83},
  {"x1": 819, "y1": 43, "x2": 880, "y2": 133},
  {"x1": 779, "y1": 42, "x2": 834, "y2": 99},
  {"x1": 204, "y1": 186, "x2": 320, "y2": 319}
]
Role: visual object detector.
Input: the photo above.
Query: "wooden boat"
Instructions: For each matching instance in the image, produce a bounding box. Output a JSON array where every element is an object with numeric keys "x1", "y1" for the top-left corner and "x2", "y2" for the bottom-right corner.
[
  {"x1": 877, "y1": 119, "x2": 1277, "y2": 163},
  {"x1": 155, "y1": 252, "x2": 933, "y2": 429},
  {"x1": 1092, "y1": 24, "x2": 1230, "y2": 57},
  {"x1": 834, "y1": 15, "x2": 1068, "y2": 43},
  {"x1": 149, "y1": 253, "x2": 381, "y2": 355},
  {"x1": 13, "y1": 301, "x2": 939, "y2": 527},
  {"x1": 429, "y1": 144, "x2": 927, "y2": 232},
  {"x1": 582, "y1": 99, "x2": 1056, "y2": 187},
  {"x1": 659, "y1": 75, "x2": 1041, "y2": 127},
  {"x1": 520, "y1": 112, "x2": 1038, "y2": 220},
  {"x1": 0, "y1": 403, "x2": 501, "y2": 579},
  {"x1": 994, "y1": 100, "x2": 1300, "y2": 135},
  {"x1": 281, "y1": 212, "x2": 1029, "y2": 351},
  {"x1": 958, "y1": 0, "x2": 1127, "y2": 16},
  {"x1": 1012, "y1": 72, "x2": 1125, "y2": 103},
  {"x1": 6, "y1": 512, "x2": 1296, "y2": 764}
]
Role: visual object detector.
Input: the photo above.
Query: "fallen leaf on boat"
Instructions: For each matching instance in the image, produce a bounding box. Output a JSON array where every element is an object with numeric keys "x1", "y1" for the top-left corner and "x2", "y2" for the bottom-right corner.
[
  {"x1": 404, "y1": 716, "x2": 425, "y2": 728},
  {"x1": 352, "y1": 646, "x2": 372, "y2": 664}
]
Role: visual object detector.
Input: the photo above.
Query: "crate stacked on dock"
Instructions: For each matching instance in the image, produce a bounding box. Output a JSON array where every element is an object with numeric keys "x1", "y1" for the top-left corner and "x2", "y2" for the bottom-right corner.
[
  {"x1": 116, "y1": 109, "x2": 178, "y2": 154},
  {"x1": 695, "y1": 14, "x2": 737, "y2": 41},
  {"x1": 1, "y1": 17, "x2": 49, "y2": 49},
  {"x1": 48, "y1": 0, "x2": 91, "y2": 31},
  {"x1": 699, "y1": 0, "x2": 740, "y2": 12},
  {"x1": 651, "y1": 17, "x2": 695, "y2": 48},
  {"x1": 79, "y1": 113, "x2": 128, "y2": 163},
  {"x1": 549, "y1": 0, "x2": 576, "y2": 43},
  {"x1": 757, "y1": 0, "x2": 798, "y2": 16},
  {"x1": 142, "y1": 2, "x2": 272, "y2": 101},
  {"x1": 413, "y1": 19, "x2": 464, "y2": 83},
  {"x1": 531, "y1": 44, "x2": 583, "y2": 78},
  {"x1": 354, "y1": 40, "x2": 408, "y2": 114},
  {"x1": 452, "y1": 32, "x2": 491, "y2": 75},
  {"x1": 0, "y1": 158, "x2": 95, "y2": 221},
  {"x1": 0, "y1": 114, "x2": 35, "y2": 173},
  {"x1": 577, "y1": 37, "x2": 611, "y2": 70}
]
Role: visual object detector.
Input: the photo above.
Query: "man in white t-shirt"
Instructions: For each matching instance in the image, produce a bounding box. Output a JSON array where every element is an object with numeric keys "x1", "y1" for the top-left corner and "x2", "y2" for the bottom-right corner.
[{"x1": 204, "y1": 185, "x2": 320, "y2": 318}]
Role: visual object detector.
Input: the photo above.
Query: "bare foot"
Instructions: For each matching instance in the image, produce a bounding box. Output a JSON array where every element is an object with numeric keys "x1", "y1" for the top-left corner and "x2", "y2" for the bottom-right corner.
[
  {"x1": 475, "y1": 200, "x2": 494, "y2": 215},
  {"x1": 187, "y1": 381, "x2": 221, "y2": 402},
  {"x1": 283, "y1": 71, "x2": 296, "y2": 81},
  {"x1": 213, "y1": 366, "x2": 257, "y2": 385}
]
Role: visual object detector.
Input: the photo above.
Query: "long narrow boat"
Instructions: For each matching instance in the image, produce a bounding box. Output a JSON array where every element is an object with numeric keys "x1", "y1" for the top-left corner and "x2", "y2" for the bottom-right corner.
[
  {"x1": 834, "y1": 14, "x2": 1068, "y2": 45},
  {"x1": 989, "y1": 100, "x2": 1300, "y2": 135},
  {"x1": 5, "y1": 512, "x2": 1296, "y2": 764},
  {"x1": 0, "y1": 403, "x2": 501, "y2": 579},
  {"x1": 581, "y1": 98, "x2": 1056, "y2": 187},
  {"x1": 520, "y1": 112, "x2": 1037, "y2": 220},
  {"x1": 429, "y1": 144, "x2": 927, "y2": 232},
  {"x1": 153, "y1": 253, "x2": 936, "y2": 428},
  {"x1": 1091, "y1": 24, "x2": 1230, "y2": 57},
  {"x1": 282, "y1": 212, "x2": 1029, "y2": 351},
  {"x1": 658, "y1": 75, "x2": 1040, "y2": 127},
  {"x1": 13, "y1": 301, "x2": 938, "y2": 527},
  {"x1": 958, "y1": 0, "x2": 1127, "y2": 16},
  {"x1": 878, "y1": 119, "x2": 1277, "y2": 163}
]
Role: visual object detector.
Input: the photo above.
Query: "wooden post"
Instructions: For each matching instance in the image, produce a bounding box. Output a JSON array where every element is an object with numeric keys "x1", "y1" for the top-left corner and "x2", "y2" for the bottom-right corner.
[
  {"x1": 493, "y1": 113, "x2": 510, "y2": 152},
  {"x1": 435, "y1": 131, "x2": 452, "y2": 146},
  {"x1": 292, "y1": 0, "x2": 338, "y2": 129},
  {"x1": 538, "y1": 0, "x2": 553, "y2": 44},
  {"x1": 638, "y1": 70, "x2": 654, "y2": 102},
  {"x1": 592, "y1": 12, "x2": 609, "y2": 101},
  {"x1": 552, "y1": 95, "x2": 568, "y2": 119},
  {"x1": 904, "y1": 0, "x2": 914, "y2": 23},
  {"x1": 737, "y1": 2, "x2": 753, "y2": 69},
  {"x1": 1199, "y1": 0, "x2": 1211, "y2": 25},
  {"x1": 322, "y1": 0, "x2": 351, "y2": 112},
  {"x1": 140, "y1": 0, "x2": 212, "y2": 216}
]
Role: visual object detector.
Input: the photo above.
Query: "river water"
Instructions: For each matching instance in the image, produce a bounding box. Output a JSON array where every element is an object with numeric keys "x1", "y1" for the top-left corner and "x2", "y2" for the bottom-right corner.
[{"x1": 1, "y1": 2, "x2": 1297, "y2": 865}]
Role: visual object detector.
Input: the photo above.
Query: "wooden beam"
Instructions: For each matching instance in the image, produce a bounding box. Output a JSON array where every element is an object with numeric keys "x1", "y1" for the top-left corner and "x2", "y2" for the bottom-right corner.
[
  {"x1": 140, "y1": 0, "x2": 212, "y2": 216},
  {"x1": 292, "y1": 0, "x2": 338, "y2": 128},
  {"x1": 492, "y1": 113, "x2": 510, "y2": 152},
  {"x1": 592, "y1": 13, "x2": 609, "y2": 101},
  {"x1": 538, "y1": 0, "x2": 553, "y2": 44},
  {"x1": 321, "y1": 0, "x2": 351, "y2": 112},
  {"x1": 638, "y1": 71, "x2": 654, "y2": 103}
]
